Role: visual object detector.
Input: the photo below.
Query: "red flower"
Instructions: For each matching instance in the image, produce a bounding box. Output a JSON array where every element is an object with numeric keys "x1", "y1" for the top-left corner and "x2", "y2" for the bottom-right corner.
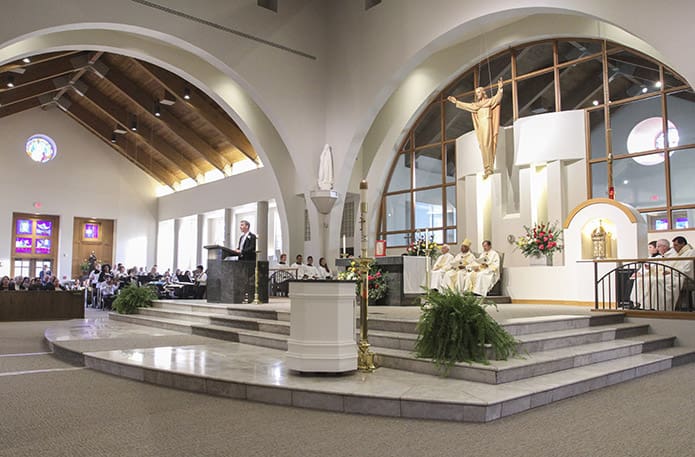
[
  {"x1": 544, "y1": 236, "x2": 548, "y2": 241},
  {"x1": 539, "y1": 244, "x2": 545, "y2": 250},
  {"x1": 374, "y1": 284, "x2": 379, "y2": 289}
]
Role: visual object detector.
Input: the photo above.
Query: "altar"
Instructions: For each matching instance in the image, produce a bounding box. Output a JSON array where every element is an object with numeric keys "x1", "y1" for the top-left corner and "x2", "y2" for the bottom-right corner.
[{"x1": 335, "y1": 256, "x2": 429, "y2": 306}]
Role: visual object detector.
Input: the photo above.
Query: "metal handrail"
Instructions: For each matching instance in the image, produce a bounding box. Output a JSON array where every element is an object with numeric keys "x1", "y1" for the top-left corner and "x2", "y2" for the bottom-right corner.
[{"x1": 593, "y1": 258, "x2": 694, "y2": 312}]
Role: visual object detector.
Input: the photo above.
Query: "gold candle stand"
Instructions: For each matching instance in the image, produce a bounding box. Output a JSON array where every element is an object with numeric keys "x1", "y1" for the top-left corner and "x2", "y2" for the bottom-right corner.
[{"x1": 357, "y1": 179, "x2": 376, "y2": 372}]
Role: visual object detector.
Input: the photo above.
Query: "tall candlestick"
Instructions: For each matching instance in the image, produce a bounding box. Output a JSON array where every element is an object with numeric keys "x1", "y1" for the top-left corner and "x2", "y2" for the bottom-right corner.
[
  {"x1": 360, "y1": 180, "x2": 368, "y2": 258},
  {"x1": 342, "y1": 234, "x2": 346, "y2": 256},
  {"x1": 425, "y1": 228, "x2": 429, "y2": 252}
]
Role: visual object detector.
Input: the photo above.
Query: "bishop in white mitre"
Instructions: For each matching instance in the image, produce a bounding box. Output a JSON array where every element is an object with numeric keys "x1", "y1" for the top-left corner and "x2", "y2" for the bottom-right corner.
[
  {"x1": 429, "y1": 244, "x2": 454, "y2": 290},
  {"x1": 441, "y1": 239, "x2": 476, "y2": 292},
  {"x1": 461, "y1": 240, "x2": 501, "y2": 296}
]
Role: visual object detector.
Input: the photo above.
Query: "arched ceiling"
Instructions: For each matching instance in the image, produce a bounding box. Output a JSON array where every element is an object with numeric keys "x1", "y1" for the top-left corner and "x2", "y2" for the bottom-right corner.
[{"x1": 0, "y1": 50, "x2": 259, "y2": 188}]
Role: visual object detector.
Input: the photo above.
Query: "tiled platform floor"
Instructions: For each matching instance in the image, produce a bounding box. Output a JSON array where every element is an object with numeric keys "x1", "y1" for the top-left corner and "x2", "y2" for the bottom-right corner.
[{"x1": 43, "y1": 303, "x2": 687, "y2": 422}]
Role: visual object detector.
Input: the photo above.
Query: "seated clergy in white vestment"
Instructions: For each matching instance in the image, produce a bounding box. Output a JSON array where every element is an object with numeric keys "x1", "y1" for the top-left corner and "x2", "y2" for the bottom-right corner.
[
  {"x1": 441, "y1": 239, "x2": 476, "y2": 292},
  {"x1": 461, "y1": 240, "x2": 501, "y2": 296},
  {"x1": 631, "y1": 237, "x2": 694, "y2": 310},
  {"x1": 429, "y1": 244, "x2": 454, "y2": 290}
]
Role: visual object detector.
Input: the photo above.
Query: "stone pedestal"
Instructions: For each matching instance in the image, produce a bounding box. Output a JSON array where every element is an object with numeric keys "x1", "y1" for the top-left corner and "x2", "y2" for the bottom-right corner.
[{"x1": 286, "y1": 280, "x2": 357, "y2": 373}]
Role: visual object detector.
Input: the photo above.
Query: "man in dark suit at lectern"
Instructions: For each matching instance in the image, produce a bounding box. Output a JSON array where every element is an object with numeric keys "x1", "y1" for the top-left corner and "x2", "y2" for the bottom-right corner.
[{"x1": 231, "y1": 220, "x2": 257, "y2": 261}]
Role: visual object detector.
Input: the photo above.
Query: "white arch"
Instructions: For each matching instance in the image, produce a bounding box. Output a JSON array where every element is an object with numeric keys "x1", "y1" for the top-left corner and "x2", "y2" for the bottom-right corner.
[
  {"x1": 0, "y1": 25, "x2": 302, "y2": 253},
  {"x1": 351, "y1": 12, "x2": 675, "y2": 237}
]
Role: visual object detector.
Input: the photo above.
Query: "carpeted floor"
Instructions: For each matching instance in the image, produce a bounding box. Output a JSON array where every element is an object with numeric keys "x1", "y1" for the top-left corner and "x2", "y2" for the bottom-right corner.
[{"x1": 1, "y1": 318, "x2": 694, "y2": 457}]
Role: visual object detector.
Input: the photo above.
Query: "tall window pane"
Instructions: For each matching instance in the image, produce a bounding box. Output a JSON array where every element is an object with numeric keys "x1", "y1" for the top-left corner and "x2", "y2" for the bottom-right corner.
[
  {"x1": 515, "y1": 42, "x2": 554, "y2": 76},
  {"x1": 557, "y1": 41, "x2": 602, "y2": 63},
  {"x1": 517, "y1": 71, "x2": 556, "y2": 118},
  {"x1": 413, "y1": 103, "x2": 441, "y2": 147},
  {"x1": 477, "y1": 52, "x2": 512, "y2": 88},
  {"x1": 385, "y1": 193, "x2": 411, "y2": 232},
  {"x1": 444, "y1": 100, "x2": 474, "y2": 140},
  {"x1": 414, "y1": 188, "x2": 442, "y2": 230},
  {"x1": 445, "y1": 185, "x2": 456, "y2": 225},
  {"x1": 610, "y1": 96, "x2": 662, "y2": 156},
  {"x1": 387, "y1": 153, "x2": 411, "y2": 192},
  {"x1": 666, "y1": 91, "x2": 695, "y2": 147},
  {"x1": 612, "y1": 157, "x2": 666, "y2": 208},
  {"x1": 445, "y1": 143, "x2": 456, "y2": 183},
  {"x1": 414, "y1": 146, "x2": 442, "y2": 189},
  {"x1": 670, "y1": 148, "x2": 695, "y2": 206},
  {"x1": 591, "y1": 162, "x2": 608, "y2": 199},
  {"x1": 672, "y1": 208, "x2": 694, "y2": 229},
  {"x1": 559, "y1": 57, "x2": 603, "y2": 110},
  {"x1": 386, "y1": 232, "x2": 410, "y2": 248},
  {"x1": 589, "y1": 109, "x2": 606, "y2": 159},
  {"x1": 607, "y1": 51, "x2": 660, "y2": 101}
]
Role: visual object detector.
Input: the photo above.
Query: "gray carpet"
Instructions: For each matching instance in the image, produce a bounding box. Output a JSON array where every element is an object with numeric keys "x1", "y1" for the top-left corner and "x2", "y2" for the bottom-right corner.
[{"x1": 2, "y1": 319, "x2": 694, "y2": 457}]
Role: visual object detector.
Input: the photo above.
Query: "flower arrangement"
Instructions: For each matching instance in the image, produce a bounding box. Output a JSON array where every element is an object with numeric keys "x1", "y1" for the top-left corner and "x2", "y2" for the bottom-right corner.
[
  {"x1": 515, "y1": 221, "x2": 563, "y2": 257},
  {"x1": 337, "y1": 260, "x2": 388, "y2": 302},
  {"x1": 405, "y1": 231, "x2": 440, "y2": 258}
]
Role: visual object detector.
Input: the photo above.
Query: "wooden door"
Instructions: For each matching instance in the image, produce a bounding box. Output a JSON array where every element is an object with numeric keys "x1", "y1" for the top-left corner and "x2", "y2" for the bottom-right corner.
[{"x1": 72, "y1": 217, "x2": 114, "y2": 279}]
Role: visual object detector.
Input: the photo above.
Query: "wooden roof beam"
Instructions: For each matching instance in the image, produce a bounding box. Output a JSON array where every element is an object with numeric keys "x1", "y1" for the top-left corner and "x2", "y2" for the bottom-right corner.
[
  {"x1": 75, "y1": 79, "x2": 203, "y2": 181},
  {"x1": 103, "y1": 59, "x2": 229, "y2": 173},
  {"x1": 0, "y1": 78, "x2": 66, "y2": 107},
  {"x1": 57, "y1": 98, "x2": 177, "y2": 188},
  {"x1": 0, "y1": 52, "x2": 92, "y2": 93},
  {"x1": 0, "y1": 98, "x2": 41, "y2": 118},
  {"x1": 0, "y1": 51, "x2": 82, "y2": 75},
  {"x1": 138, "y1": 61, "x2": 259, "y2": 164}
]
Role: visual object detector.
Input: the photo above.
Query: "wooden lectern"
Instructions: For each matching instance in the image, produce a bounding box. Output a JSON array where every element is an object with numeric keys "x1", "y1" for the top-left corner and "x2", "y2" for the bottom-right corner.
[{"x1": 204, "y1": 244, "x2": 269, "y2": 303}]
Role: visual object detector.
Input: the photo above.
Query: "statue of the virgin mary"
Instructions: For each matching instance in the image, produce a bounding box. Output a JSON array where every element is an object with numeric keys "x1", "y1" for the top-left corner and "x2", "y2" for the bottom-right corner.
[{"x1": 317, "y1": 144, "x2": 334, "y2": 190}]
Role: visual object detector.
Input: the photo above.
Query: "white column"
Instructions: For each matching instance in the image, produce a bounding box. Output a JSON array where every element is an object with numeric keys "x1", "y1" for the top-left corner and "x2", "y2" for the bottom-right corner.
[
  {"x1": 173, "y1": 218, "x2": 181, "y2": 270},
  {"x1": 256, "y1": 201, "x2": 269, "y2": 261},
  {"x1": 223, "y1": 208, "x2": 233, "y2": 248},
  {"x1": 196, "y1": 214, "x2": 205, "y2": 266}
]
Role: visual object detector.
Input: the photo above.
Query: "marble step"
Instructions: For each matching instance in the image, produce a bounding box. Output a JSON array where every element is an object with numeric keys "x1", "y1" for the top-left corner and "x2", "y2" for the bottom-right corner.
[
  {"x1": 153, "y1": 300, "x2": 288, "y2": 321},
  {"x1": 376, "y1": 334, "x2": 677, "y2": 384},
  {"x1": 139, "y1": 307, "x2": 291, "y2": 335},
  {"x1": 109, "y1": 312, "x2": 290, "y2": 351},
  {"x1": 364, "y1": 313, "x2": 611, "y2": 337}
]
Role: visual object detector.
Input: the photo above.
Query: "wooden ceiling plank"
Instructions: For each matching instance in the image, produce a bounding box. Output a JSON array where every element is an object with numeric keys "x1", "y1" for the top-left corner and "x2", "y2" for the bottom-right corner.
[
  {"x1": 0, "y1": 79, "x2": 66, "y2": 106},
  {"x1": 0, "y1": 98, "x2": 41, "y2": 118},
  {"x1": 0, "y1": 52, "x2": 92, "y2": 93},
  {"x1": 0, "y1": 51, "x2": 82, "y2": 75},
  {"x1": 77, "y1": 79, "x2": 202, "y2": 180},
  {"x1": 60, "y1": 101, "x2": 177, "y2": 187},
  {"x1": 126, "y1": 59, "x2": 229, "y2": 173},
  {"x1": 138, "y1": 61, "x2": 259, "y2": 164}
]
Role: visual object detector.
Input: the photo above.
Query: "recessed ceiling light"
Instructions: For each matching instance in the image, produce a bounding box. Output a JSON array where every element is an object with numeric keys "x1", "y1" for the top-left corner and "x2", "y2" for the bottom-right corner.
[
  {"x1": 592, "y1": 100, "x2": 599, "y2": 106},
  {"x1": 22, "y1": 57, "x2": 31, "y2": 64},
  {"x1": 641, "y1": 87, "x2": 648, "y2": 93},
  {"x1": 623, "y1": 180, "x2": 629, "y2": 185},
  {"x1": 655, "y1": 81, "x2": 662, "y2": 88}
]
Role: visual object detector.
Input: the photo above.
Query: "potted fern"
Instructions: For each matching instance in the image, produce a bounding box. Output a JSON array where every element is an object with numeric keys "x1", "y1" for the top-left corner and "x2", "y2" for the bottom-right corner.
[
  {"x1": 112, "y1": 283, "x2": 158, "y2": 314},
  {"x1": 415, "y1": 289, "x2": 517, "y2": 375}
]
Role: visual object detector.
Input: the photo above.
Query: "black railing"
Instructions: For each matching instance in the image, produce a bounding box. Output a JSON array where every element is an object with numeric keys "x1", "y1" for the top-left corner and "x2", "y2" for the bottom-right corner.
[{"x1": 593, "y1": 257, "x2": 695, "y2": 312}]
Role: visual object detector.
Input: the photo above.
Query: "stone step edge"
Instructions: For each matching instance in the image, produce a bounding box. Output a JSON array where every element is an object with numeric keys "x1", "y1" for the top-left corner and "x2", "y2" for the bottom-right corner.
[
  {"x1": 374, "y1": 336, "x2": 676, "y2": 382},
  {"x1": 78, "y1": 348, "x2": 681, "y2": 423},
  {"x1": 140, "y1": 307, "x2": 289, "y2": 328}
]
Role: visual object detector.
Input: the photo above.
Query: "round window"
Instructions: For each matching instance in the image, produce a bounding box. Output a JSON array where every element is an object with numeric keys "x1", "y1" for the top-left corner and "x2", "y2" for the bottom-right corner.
[{"x1": 26, "y1": 134, "x2": 57, "y2": 163}]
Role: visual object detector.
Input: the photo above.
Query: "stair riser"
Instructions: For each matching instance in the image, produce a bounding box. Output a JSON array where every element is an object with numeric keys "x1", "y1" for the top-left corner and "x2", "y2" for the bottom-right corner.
[
  {"x1": 152, "y1": 302, "x2": 228, "y2": 315},
  {"x1": 109, "y1": 313, "x2": 192, "y2": 333},
  {"x1": 589, "y1": 313, "x2": 626, "y2": 326},
  {"x1": 502, "y1": 318, "x2": 590, "y2": 337},
  {"x1": 378, "y1": 343, "x2": 648, "y2": 384},
  {"x1": 641, "y1": 337, "x2": 676, "y2": 352},
  {"x1": 368, "y1": 334, "x2": 416, "y2": 351},
  {"x1": 139, "y1": 308, "x2": 210, "y2": 324},
  {"x1": 518, "y1": 331, "x2": 616, "y2": 354},
  {"x1": 615, "y1": 326, "x2": 650, "y2": 338}
]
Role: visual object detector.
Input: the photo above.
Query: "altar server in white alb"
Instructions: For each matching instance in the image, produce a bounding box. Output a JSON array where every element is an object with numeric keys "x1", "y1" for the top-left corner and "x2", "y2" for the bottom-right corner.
[
  {"x1": 429, "y1": 244, "x2": 454, "y2": 290},
  {"x1": 441, "y1": 239, "x2": 476, "y2": 292},
  {"x1": 461, "y1": 240, "x2": 501, "y2": 296}
]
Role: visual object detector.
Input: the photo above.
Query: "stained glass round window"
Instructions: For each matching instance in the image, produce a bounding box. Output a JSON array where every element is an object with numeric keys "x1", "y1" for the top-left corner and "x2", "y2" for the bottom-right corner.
[{"x1": 26, "y1": 134, "x2": 57, "y2": 163}]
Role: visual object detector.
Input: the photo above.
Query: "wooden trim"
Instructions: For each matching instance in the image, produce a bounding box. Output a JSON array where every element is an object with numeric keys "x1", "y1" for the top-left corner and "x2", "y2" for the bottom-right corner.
[
  {"x1": 510, "y1": 299, "x2": 595, "y2": 307},
  {"x1": 563, "y1": 198, "x2": 638, "y2": 229}
]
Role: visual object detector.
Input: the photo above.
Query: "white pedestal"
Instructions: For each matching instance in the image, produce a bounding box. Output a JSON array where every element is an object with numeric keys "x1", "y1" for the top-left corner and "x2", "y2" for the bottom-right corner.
[{"x1": 286, "y1": 280, "x2": 357, "y2": 373}]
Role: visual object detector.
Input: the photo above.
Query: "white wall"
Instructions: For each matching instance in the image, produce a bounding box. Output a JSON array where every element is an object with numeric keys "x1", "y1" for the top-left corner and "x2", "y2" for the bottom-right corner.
[
  {"x1": 0, "y1": 108, "x2": 159, "y2": 278},
  {"x1": 3, "y1": 1, "x2": 695, "y2": 267}
]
